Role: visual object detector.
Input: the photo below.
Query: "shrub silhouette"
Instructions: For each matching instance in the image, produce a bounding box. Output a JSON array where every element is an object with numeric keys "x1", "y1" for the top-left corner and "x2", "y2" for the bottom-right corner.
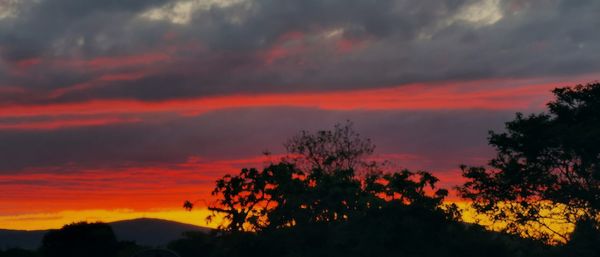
[
  {"x1": 0, "y1": 248, "x2": 39, "y2": 257},
  {"x1": 40, "y1": 222, "x2": 118, "y2": 257}
]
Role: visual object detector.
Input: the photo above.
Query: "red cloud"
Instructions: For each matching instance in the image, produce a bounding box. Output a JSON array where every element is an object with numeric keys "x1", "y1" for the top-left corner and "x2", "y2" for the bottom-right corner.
[
  {"x1": 85, "y1": 53, "x2": 171, "y2": 70},
  {"x1": 15, "y1": 58, "x2": 42, "y2": 69},
  {"x1": 0, "y1": 78, "x2": 558, "y2": 118},
  {"x1": 1, "y1": 76, "x2": 593, "y2": 131}
]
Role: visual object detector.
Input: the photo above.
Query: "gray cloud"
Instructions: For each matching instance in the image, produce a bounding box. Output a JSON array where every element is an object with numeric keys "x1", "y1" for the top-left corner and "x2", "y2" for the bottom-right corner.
[{"x1": 1, "y1": 0, "x2": 599, "y2": 103}]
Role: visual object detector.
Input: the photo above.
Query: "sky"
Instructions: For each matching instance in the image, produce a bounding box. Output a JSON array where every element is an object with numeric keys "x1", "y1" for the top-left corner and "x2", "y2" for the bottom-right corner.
[{"x1": 0, "y1": 0, "x2": 599, "y2": 230}]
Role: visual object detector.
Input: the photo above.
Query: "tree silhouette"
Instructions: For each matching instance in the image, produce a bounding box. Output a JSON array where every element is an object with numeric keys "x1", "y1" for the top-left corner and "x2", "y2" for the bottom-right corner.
[
  {"x1": 176, "y1": 99, "x2": 600, "y2": 255},
  {"x1": 458, "y1": 82, "x2": 600, "y2": 242},
  {"x1": 206, "y1": 167, "x2": 274, "y2": 232},
  {"x1": 284, "y1": 121, "x2": 375, "y2": 173},
  {"x1": 188, "y1": 121, "x2": 450, "y2": 233}
]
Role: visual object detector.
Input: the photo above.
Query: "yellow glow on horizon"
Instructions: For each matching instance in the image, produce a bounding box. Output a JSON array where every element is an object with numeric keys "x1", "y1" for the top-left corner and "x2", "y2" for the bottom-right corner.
[
  {"x1": 1, "y1": 201, "x2": 575, "y2": 244},
  {"x1": 454, "y1": 201, "x2": 576, "y2": 243},
  {"x1": 0, "y1": 208, "x2": 219, "y2": 231}
]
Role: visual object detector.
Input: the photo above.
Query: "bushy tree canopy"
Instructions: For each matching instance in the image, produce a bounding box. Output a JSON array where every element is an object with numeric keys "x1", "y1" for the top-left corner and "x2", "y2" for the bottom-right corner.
[
  {"x1": 458, "y1": 82, "x2": 600, "y2": 242},
  {"x1": 40, "y1": 222, "x2": 118, "y2": 257},
  {"x1": 187, "y1": 122, "x2": 449, "y2": 232}
]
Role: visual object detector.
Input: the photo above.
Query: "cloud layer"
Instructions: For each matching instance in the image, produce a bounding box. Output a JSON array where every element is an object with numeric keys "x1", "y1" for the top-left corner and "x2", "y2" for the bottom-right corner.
[{"x1": 1, "y1": 0, "x2": 599, "y2": 104}]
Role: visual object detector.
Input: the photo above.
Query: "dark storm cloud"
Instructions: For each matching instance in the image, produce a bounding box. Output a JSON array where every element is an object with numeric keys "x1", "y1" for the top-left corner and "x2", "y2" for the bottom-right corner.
[
  {"x1": 0, "y1": 107, "x2": 513, "y2": 173},
  {"x1": 1, "y1": 0, "x2": 599, "y2": 103}
]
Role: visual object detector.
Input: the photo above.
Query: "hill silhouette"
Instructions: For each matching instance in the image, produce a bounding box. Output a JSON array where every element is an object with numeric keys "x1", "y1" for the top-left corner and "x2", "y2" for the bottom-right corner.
[
  {"x1": 111, "y1": 218, "x2": 209, "y2": 246},
  {"x1": 0, "y1": 218, "x2": 209, "y2": 250},
  {"x1": 0, "y1": 229, "x2": 46, "y2": 251}
]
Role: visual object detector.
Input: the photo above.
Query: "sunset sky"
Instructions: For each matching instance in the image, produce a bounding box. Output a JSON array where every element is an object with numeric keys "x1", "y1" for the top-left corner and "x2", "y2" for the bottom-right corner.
[{"x1": 1, "y1": 0, "x2": 599, "y2": 230}]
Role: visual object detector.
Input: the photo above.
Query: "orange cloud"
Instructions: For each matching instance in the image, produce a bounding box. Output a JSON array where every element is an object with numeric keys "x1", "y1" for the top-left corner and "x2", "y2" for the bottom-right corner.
[
  {"x1": 0, "y1": 76, "x2": 583, "y2": 130},
  {"x1": 15, "y1": 58, "x2": 42, "y2": 70}
]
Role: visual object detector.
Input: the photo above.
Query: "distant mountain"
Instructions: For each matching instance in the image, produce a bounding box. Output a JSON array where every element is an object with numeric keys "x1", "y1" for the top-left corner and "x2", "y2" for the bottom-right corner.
[
  {"x1": 110, "y1": 218, "x2": 210, "y2": 246},
  {"x1": 0, "y1": 218, "x2": 210, "y2": 250},
  {"x1": 0, "y1": 229, "x2": 46, "y2": 250}
]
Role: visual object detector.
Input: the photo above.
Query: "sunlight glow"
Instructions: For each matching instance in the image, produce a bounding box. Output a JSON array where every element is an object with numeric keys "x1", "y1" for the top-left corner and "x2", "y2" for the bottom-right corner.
[
  {"x1": 0, "y1": 209, "x2": 218, "y2": 231},
  {"x1": 139, "y1": 0, "x2": 245, "y2": 24},
  {"x1": 1, "y1": 202, "x2": 574, "y2": 244},
  {"x1": 455, "y1": 0, "x2": 503, "y2": 26},
  {"x1": 457, "y1": 201, "x2": 576, "y2": 244},
  {"x1": 0, "y1": 0, "x2": 22, "y2": 20}
]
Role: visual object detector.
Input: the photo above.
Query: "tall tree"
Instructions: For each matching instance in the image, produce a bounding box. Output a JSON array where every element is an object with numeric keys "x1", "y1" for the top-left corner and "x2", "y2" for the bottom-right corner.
[
  {"x1": 186, "y1": 122, "x2": 449, "y2": 232},
  {"x1": 458, "y1": 82, "x2": 600, "y2": 242}
]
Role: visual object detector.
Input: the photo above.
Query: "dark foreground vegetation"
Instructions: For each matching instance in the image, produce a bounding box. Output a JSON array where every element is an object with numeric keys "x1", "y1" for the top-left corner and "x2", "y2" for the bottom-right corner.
[{"x1": 3, "y1": 83, "x2": 600, "y2": 257}]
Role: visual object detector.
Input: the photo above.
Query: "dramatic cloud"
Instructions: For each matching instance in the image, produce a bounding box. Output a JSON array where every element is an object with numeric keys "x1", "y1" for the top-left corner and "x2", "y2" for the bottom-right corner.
[{"x1": 1, "y1": 0, "x2": 599, "y2": 103}]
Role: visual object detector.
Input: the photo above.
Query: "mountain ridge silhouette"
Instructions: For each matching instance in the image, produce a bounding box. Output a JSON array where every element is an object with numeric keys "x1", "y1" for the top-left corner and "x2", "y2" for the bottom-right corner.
[{"x1": 0, "y1": 218, "x2": 210, "y2": 250}]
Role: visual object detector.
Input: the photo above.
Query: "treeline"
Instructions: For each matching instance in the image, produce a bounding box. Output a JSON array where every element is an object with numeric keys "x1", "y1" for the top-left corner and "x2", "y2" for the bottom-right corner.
[
  {"x1": 3, "y1": 82, "x2": 600, "y2": 257},
  {"x1": 0, "y1": 216, "x2": 595, "y2": 257},
  {"x1": 0, "y1": 222, "x2": 143, "y2": 257}
]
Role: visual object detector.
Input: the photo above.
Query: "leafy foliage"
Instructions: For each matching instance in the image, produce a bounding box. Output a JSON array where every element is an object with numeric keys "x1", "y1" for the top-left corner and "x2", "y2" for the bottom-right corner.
[
  {"x1": 170, "y1": 206, "x2": 560, "y2": 257},
  {"x1": 284, "y1": 121, "x2": 375, "y2": 173},
  {"x1": 458, "y1": 82, "x2": 600, "y2": 242},
  {"x1": 187, "y1": 121, "x2": 448, "y2": 232}
]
